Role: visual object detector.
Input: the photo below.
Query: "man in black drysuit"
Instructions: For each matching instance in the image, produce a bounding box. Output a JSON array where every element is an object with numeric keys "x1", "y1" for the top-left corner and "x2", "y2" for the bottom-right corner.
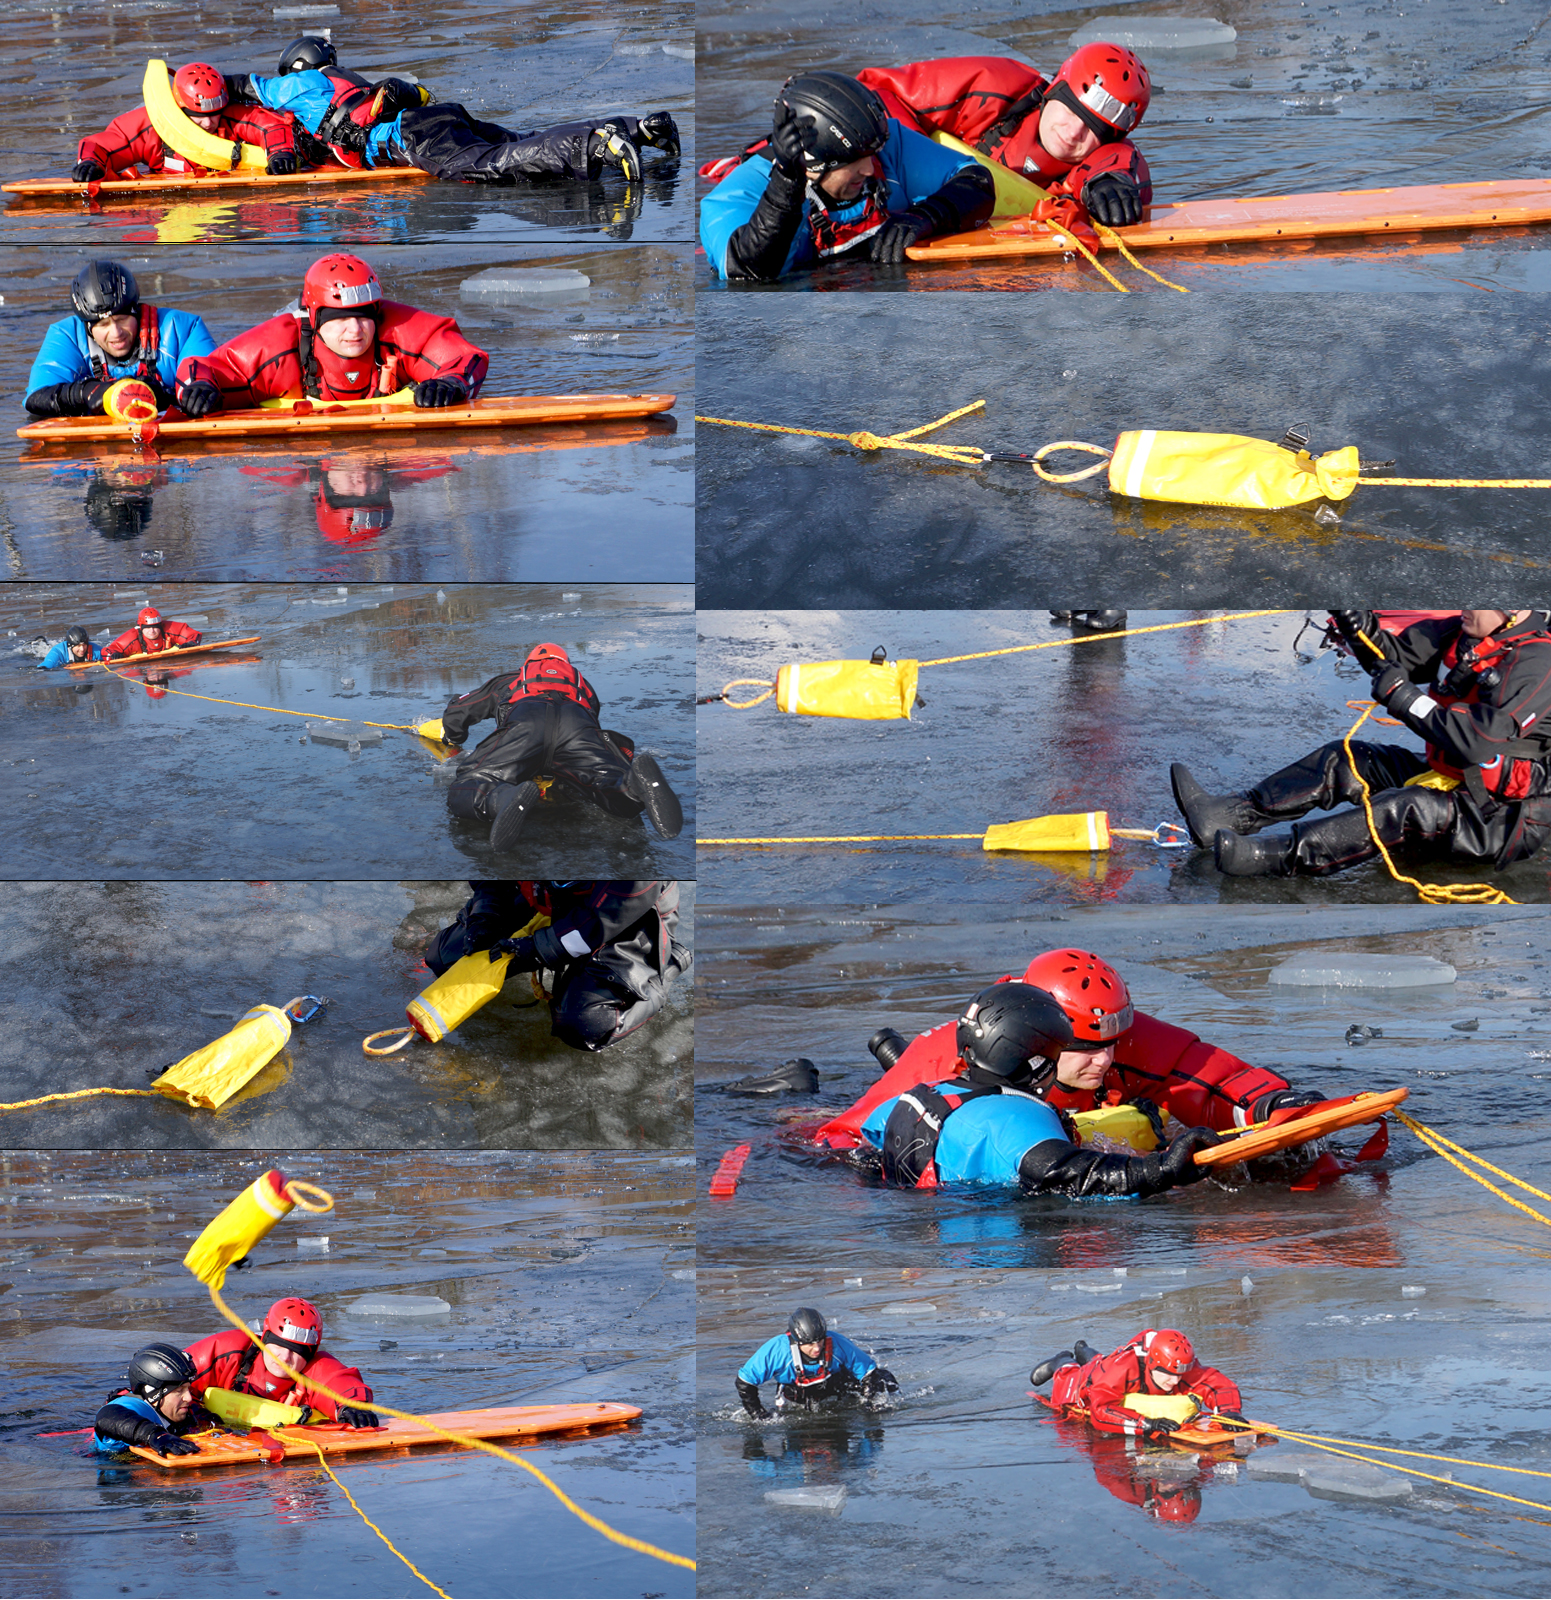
[
  {"x1": 441, "y1": 642, "x2": 684, "y2": 851},
  {"x1": 1171, "y1": 608, "x2": 1551, "y2": 877},
  {"x1": 425, "y1": 879, "x2": 691, "y2": 1051}
]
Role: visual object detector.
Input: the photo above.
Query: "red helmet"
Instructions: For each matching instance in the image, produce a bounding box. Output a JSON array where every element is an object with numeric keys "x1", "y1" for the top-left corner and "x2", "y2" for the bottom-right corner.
[
  {"x1": 137, "y1": 606, "x2": 164, "y2": 629},
  {"x1": 1146, "y1": 1329, "x2": 1195, "y2": 1378},
  {"x1": 1021, "y1": 949, "x2": 1133, "y2": 1043},
  {"x1": 264, "y1": 1296, "x2": 323, "y2": 1355},
  {"x1": 1052, "y1": 43, "x2": 1151, "y2": 138},
  {"x1": 301, "y1": 254, "x2": 382, "y2": 327},
  {"x1": 527, "y1": 643, "x2": 571, "y2": 665},
  {"x1": 173, "y1": 62, "x2": 230, "y2": 116}
]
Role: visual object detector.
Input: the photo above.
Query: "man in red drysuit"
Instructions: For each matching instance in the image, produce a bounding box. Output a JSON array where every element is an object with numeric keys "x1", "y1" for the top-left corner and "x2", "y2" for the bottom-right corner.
[
  {"x1": 1035, "y1": 1327, "x2": 1243, "y2": 1439},
  {"x1": 103, "y1": 605, "x2": 202, "y2": 661}
]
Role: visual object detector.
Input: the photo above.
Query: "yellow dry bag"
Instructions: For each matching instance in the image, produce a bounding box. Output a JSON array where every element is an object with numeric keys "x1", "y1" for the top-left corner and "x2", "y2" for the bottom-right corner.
[
  {"x1": 775, "y1": 658, "x2": 921, "y2": 721},
  {"x1": 982, "y1": 812, "x2": 1111, "y2": 853},
  {"x1": 184, "y1": 1169, "x2": 303, "y2": 1288},
  {"x1": 405, "y1": 912, "x2": 551, "y2": 1042},
  {"x1": 151, "y1": 1003, "x2": 294, "y2": 1110},
  {"x1": 1106, "y1": 430, "x2": 1362, "y2": 510},
  {"x1": 1069, "y1": 1102, "x2": 1174, "y2": 1154},
  {"x1": 202, "y1": 1386, "x2": 316, "y2": 1429},
  {"x1": 142, "y1": 59, "x2": 267, "y2": 171}
]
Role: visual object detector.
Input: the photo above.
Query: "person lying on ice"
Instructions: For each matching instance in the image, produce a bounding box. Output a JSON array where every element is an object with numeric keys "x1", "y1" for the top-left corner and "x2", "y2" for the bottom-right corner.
[
  {"x1": 185, "y1": 1296, "x2": 379, "y2": 1428},
  {"x1": 820, "y1": 948, "x2": 1320, "y2": 1146},
  {"x1": 736, "y1": 1307, "x2": 898, "y2": 1418},
  {"x1": 1172, "y1": 608, "x2": 1551, "y2": 878},
  {"x1": 102, "y1": 606, "x2": 202, "y2": 661},
  {"x1": 853, "y1": 982, "x2": 1223, "y2": 1196},
  {"x1": 699, "y1": 70, "x2": 995, "y2": 280},
  {"x1": 25, "y1": 261, "x2": 214, "y2": 419},
  {"x1": 1029, "y1": 1327, "x2": 1244, "y2": 1437},
  {"x1": 221, "y1": 40, "x2": 677, "y2": 183},
  {"x1": 175, "y1": 253, "x2": 487, "y2": 415},
  {"x1": 72, "y1": 61, "x2": 303, "y2": 181},
  {"x1": 93, "y1": 1344, "x2": 210, "y2": 1455},
  {"x1": 440, "y1": 644, "x2": 684, "y2": 849},
  {"x1": 37, "y1": 625, "x2": 101, "y2": 669},
  {"x1": 425, "y1": 879, "x2": 692, "y2": 1051},
  {"x1": 855, "y1": 44, "x2": 1154, "y2": 228}
]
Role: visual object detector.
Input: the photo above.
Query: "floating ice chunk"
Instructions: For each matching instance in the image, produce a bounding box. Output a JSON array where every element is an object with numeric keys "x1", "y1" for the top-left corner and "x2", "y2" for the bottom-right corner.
[
  {"x1": 671, "y1": 1268, "x2": 696, "y2": 1280},
  {"x1": 1069, "y1": 16, "x2": 1236, "y2": 49},
  {"x1": 308, "y1": 721, "x2": 383, "y2": 748},
  {"x1": 879, "y1": 1301, "x2": 937, "y2": 1314},
  {"x1": 765, "y1": 1486, "x2": 846, "y2": 1512},
  {"x1": 1241, "y1": 1275, "x2": 1254, "y2": 1295},
  {"x1": 347, "y1": 1294, "x2": 452, "y2": 1317},
  {"x1": 113, "y1": 591, "x2": 147, "y2": 600},
  {"x1": 1314, "y1": 504, "x2": 1342, "y2": 526},
  {"x1": 1401, "y1": 1285, "x2": 1427, "y2": 1298},
  {"x1": 1073, "y1": 1281, "x2": 1122, "y2": 1295},
  {"x1": 1303, "y1": 1465, "x2": 1414, "y2": 1502},
  {"x1": 617, "y1": 43, "x2": 656, "y2": 54},
  {"x1": 844, "y1": 1277, "x2": 863, "y2": 1286},
  {"x1": 459, "y1": 268, "x2": 590, "y2": 300},
  {"x1": 1246, "y1": 1449, "x2": 1335, "y2": 1483},
  {"x1": 296, "y1": 1235, "x2": 329, "y2": 1252},
  {"x1": 274, "y1": 4, "x2": 339, "y2": 15},
  {"x1": 562, "y1": 592, "x2": 582, "y2": 601},
  {"x1": 1270, "y1": 954, "x2": 1456, "y2": 988},
  {"x1": 663, "y1": 43, "x2": 694, "y2": 58}
]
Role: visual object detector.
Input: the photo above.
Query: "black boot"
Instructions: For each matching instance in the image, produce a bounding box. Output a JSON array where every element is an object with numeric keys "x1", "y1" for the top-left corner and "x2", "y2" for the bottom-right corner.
[
  {"x1": 726, "y1": 1058, "x2": 820, "y2": 1096},
  {"x1": 1171, "y1": 763, "x2": 1277, "y2": 848},
  {"x1": 489, "y1": 780, "x2": 542, "y2": 851},
  {"x1": 1072, "y1": 1338, "x2": 1100, "y2": 1366},
  {"x1": 1215, "y1": 828, "x2": 1296, "y2": 876},
  {"x1": 1050, "y1": 610, "x2": 1127, "y2": 631},
  {"x1": 1030, "y1": 1350, "x2": 1074, "y2": 1386},
  {"x1": 624, "y1": 753, "x2": 683, "y2": 839},
  {"x1": 868, "y1": 1028, "x2": 908, "y2": 1072}
]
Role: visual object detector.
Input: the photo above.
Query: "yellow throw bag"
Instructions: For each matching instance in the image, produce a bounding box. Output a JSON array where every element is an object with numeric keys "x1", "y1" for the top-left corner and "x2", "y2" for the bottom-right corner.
[
  {"x1": 415, "y1": 717, "x2": 446, "y2": 741},
  {"x1": 775, "y1": 658, "x2": 921, "y2": 720},
  {"x1": 1403, "y1": 769, "x2": 1462, "y2": 790},
  {"x1": 1107, "y1": 430, "x2": 1362, "y2": 509},
  {"x1": 183, "y1": 1169, "x2": 300, "y2": 1288},
  {"x1": 151, "y1": 1004, "x2": 293, "y2": 1110},
  {"x1": 202, "y1": 1386, "x2": 312, "y2": 1429},
  {"x1": 1069, "y1": 1102, "x2": 1171, "y2": 1154},
  {"x1": 405, "y1": 912, "x2": 551, "y2": 1042},
  {"x1": 103, "y1": 378, "x2": 160, "y2": 423},
  {"x1": 982, "y1": 812, "x2": 1111, "y2": 853},
  {"x1": 142, "y1": 58, "x2": 267, "y2": 171}
]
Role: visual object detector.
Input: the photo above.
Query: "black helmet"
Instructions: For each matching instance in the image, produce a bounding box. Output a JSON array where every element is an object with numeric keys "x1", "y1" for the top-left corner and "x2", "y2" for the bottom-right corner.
[
  {"x1": 125, "y1": 1343, "x2": 196, "y2": 1403},
  {"x1": 71, "y1": 261, "x2": 140, "y2": 324},
  {"x1": 788, "y1": 1307, "x2": 827, "y2": 1344},
  {"x1": 956, "y1": 982, "x2": 1073, "y2": 1082},
  {"x1": 776, "y1": 72, "x2": 890, "y2": 172},
  {"x1": 279, "y1": 34, "x2": 337, "y2": 74},
  {"x1": 64, "y1": 625, "x2": 91, "y2": 654}
]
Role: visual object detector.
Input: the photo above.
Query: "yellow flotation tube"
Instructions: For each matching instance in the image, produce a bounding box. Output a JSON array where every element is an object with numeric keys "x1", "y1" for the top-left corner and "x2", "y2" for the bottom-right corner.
[
  {"x1": 143, "y1": 59, "x2": 267, "y2": 172},
  {"x1": 1069, "y1": 1102, "x2": 1174, "y2": 1153},
  {"x1": 202, "y1": 1386, "x2": 323, "y2": 1429},
  {"x1": 1121, "y1": 1392, "x2": 1200, "y2": 1424},
  {"x1": 257, "y1": 388, "x2": 417, "y2": 412},
  {"x1": 931, "y1": 130, "x2": 1051, "y2": 218}
]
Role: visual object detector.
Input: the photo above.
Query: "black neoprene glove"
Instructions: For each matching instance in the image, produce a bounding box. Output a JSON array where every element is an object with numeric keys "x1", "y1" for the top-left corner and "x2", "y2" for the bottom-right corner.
[
  {"x1": 1082, "y1": 171, "x2": 1143, "y2": 227},
  {"x1": 1329, "y1": 610, "x2": 1386, "y2": 669},
  {"x1": 488, "y1": 935, "x2": 543, "y2": 972},
  {"x1": 152, "y1": 1432, "x2": 201, "y2": 1457},
  {"x1": 268, "y1": 150, "x2": 299, "y2": 175},
  {"x1": 869, "y1": 214, "x2": 931, "y2": 264},
  {"x1": 177, "y1": 379, "x2": 221, "y2": 418},
  {"x1": 73, "y1": 159, "x2": 105, "y2": 182},
  {"x1": 413, "y1": 376, "x2": 468, "y2": 408},
  {"x1": 736, "y1": 1377, "x2": 772, "y2": 1419},
  {"x1": 640, "y1": 111, "x2": 680, "y2": 156},
  {"x1": 337, "y1": 1406, "x2": 380, "y2": 1429},
  {"x1": 1250, "y1": 1088, "x2": 1324, "y2": 1121}
]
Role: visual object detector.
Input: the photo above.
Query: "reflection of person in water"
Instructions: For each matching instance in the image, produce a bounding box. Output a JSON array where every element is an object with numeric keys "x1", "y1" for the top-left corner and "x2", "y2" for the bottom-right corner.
[
  {"x1": 742, "y1": 1409, "x2": 885, "y2": 1482},
  {"x1": 239, "y1": 453, "x2": 459, "y2": 544},
  {"x1": 1045, "y1": 1409, "x2": 1208, "y2": 1524}
]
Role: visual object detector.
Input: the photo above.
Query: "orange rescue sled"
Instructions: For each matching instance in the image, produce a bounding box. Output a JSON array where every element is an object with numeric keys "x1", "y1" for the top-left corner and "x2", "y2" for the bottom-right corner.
[
  {"x1": 3, "y1": 165, "x2": 430, "y2": 202},
  {"x1": 72, "y1": 635, "x2": 262, "y2": 669},
  {"x1": 1032, "y1": 1392, "x2": 1262, "y2": 1451},
  {"x1": 908, "y1": 178, "x2": 1551, "y2": 263},
  {"x1": 1194, "y1": 1088, "x2": 1408, "y2": 1170},
  {"x1": 128, "y1": 1402, "x2": 642, "y2": 1469}
]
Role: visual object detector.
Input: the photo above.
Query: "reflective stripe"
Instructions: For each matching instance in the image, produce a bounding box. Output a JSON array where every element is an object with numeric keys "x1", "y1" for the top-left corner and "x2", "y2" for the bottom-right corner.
[
  {"x1": 779, "y1": 662, "x2": 801, "y2": 713},
  {"x1": 899, "y1": 1092, "x2": 942, "y2": 1132},
  {"x1": 1123, "y1": 429, "x2": 1156, "y2": 499},
  {"x1": 1410, "y1": 694, "x2": 1439, "y2": 715},
  {"x1": 1086, "y1": 811, "x2": 1103, "y2": 851},
  {"x1": 411, "y1": 998, "x2": 450, "y2": 1040},
  {"x1": 335, "y1": 281, "x2": 381, "y2": 306},
  {"x1": 1079, "y1": 80, "x2": 1137, "y2": 132},
  {"x1": 560, "y1": 928, "x2": 591, "y2": 958},
  {"x1": 252, "y1": 1175, "x2": 290, "y2": 1221}
]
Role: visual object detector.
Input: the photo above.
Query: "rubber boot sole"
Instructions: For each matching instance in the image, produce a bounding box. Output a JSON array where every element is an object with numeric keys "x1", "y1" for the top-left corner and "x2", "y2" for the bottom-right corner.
[
  {"x1": 489, "y1": 780, "x2": 542, "y2": 852},
  {"x1": 1029, "y1": 1349, "x2": 1075, "y2": 1387},
  {"x1": 626, "y1": 753, "x2": 683, "y2": 839}
]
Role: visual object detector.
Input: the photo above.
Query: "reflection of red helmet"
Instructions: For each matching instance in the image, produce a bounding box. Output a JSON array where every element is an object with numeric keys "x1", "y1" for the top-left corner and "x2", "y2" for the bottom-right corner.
[
  {"x1": 1147, "y1": 1483, "x2": 1202, "y2": 1524},
  {"x1": 1147, "y1": 1329, "x2": 1195, "y2": 1377},
  {"x1": 301, "y1": 254, "x2": 382, "y2": 328},
  {"x1": 173, "y1": 62, "x2": 230, "y2": 115},
  {"x1": 315, "y1": 496, "x2": 393, "y2": 543},
  {"x1": 264, "y1": 1296, "x2": 323, "y2": 1355},
  {"x1": 1021, "y1": 949, "x2": 1133, "y2": 1042},
  {"x1": 137, "y1": 606, "x2": 163, "y2": 629},
  {"x1": 1052, "y1": 43, "x2": 1151, "y2": 137}
]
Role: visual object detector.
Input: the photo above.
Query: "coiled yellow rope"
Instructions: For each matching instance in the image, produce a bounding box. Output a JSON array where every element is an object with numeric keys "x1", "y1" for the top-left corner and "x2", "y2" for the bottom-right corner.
[{"x1": 694, "y1": 399, "x2": 988, "y2": 464}]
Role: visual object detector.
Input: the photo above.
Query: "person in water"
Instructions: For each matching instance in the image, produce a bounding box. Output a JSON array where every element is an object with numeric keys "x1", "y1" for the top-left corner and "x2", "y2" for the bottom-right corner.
[
  {"x1": 103, "y1": 606, "x2": 202, "y2": 661},
  {"x1": 439, "y1": 644, "x2": 684, "y2": 849},
  {"x1": 184, "y1": 1297, "x2": 378, "y2": 1427},
  {"x1": 700, "y1": 70, "x2": 995, "y2": 280},
  {"x1": 1030, "y1": 1327, "x2": 1244, "y2": 1438},
  {"x1": 1173, "y1": 608, "x2": 1551, "y2": 877},
  {"x1": 37, "y1": 625, "x2": 101, "y2": 668},
  {"x1": 175, "y1": 252, "x2": 488, "y2": 415},
  {"x1": 93, "y1": 1344, "x2": 208, "y2": 1455},
  {"x1": 736, "y1": 1307, "x2": 898, "y2": 1418},
  {"x1": 854, "y1": 983, "x2": 1223, "y2": 1196},
  {"x1": 855, "y1": 44, "x2": 1154, "y2": 227},
  {"x1": 25, "y1": 261, "x2": 214, "y2": 419},
  {"x1": 426, "y1": 880, "x2": 692, "y2": 1051}
]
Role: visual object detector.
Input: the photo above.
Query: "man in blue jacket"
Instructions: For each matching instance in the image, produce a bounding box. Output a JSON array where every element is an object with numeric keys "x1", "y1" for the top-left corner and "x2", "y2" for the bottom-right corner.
[
  {"x1": 37, "y1": 625, "x2": 101, "y2": 669},
  {"x1": 736, "y1": 1308, "x2": 898, "y2": 1418},
  {"x1": 25, "y1": 262, "x2": 215, "y2": 419},
  {"x1": 700, "y1": 70, "x2": 994, "y2": 280},
  {"x1": 93, "y1": 1344, "x2": 207, "y2": 1456},
  {"x1": 858, "y1": 983, "x2": 1221, "y2": 1195}
]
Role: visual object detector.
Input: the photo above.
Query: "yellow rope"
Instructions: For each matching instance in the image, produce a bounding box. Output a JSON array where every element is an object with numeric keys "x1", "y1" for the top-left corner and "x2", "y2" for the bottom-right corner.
[
  {"x1": 1250, "y1": 1424, "x2": 1551, "y2": 1483},
  {"x1": 1026, "y1": 441, "x2": 1113, "y2": 483},
  {"x1": 918, "y1": 609, "x2": 1294, "y2": 666},
  {"x1": 1341, "y1": 702, "x2": 1518, "y2": 904},
  {"x1": 1094, "y1": 222, "x2": 1190, "y2": 291},
  {"x1": 103, "y1": 666, "x2": 424, "y2": 732},
  {"x1": 206, "y1": 1282, "x2": 694, "y2": 1572},
  {"x1": 292, "y1": 1438, "x2": 452, "y2": 1598},
  {"x1": 1396, "y1": 1110, "x2": 1551, "y2": 1228},
  {"x1": 1365, "y1": 476, "x2": 1551, "y2": 488},
  {"x1": 693, "y1": 401, "x2": 988, "y2": 465},
  {"x1": 720, "y1": 679, "x2": 776, "y2": 709},
  {"x1": 363, "y1": 1027, "x2": 417, "y2": 1057},
  {"x1": 0, "y1": 1086, "x2": 162, "y2": 1111}
]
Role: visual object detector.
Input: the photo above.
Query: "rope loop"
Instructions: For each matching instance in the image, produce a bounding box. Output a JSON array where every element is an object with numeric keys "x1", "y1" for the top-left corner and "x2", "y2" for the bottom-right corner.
[
  {"x1": 719, "y1": 679, "x2": 776, "y2": 710},
  {"x1": 1030, "y1": 441, "x2": 1114, "y2": 484},
  {"x1": 363, "y1": 1026, "x2": 416, "y2": 1057},
  {"x1": 283, "y1": 1179, "x2": 334, "y2": 1214}
]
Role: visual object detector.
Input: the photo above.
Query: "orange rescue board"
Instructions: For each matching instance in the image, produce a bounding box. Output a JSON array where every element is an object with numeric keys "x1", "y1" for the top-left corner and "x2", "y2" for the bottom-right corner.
[
  {"x1": 128, "y1": 1402, "x2": 642, "y2": 1469},
  {"x1": 1195, "y1": 1088, "x2": 1408, "y2": 1169},
  {"x1": 908, "y1": 178, "x2": 1551, "y2": 262},
  {"x1": 3, "y1": 165, "x2": 430, "y2": 200},
  {"x1": 74, "y1": 635, "x2": 262, "y2": 669},
  {"x1": 18, "y1": 393, "x2": 677, "y2": 445},
  {"x1": 1032, "y1": 1393, "x2": 1257, "y2": 1450}
]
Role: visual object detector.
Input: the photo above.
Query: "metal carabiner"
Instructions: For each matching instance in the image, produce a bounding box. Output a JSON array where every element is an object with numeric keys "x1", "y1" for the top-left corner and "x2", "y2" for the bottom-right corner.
[{"x1": 286, "y1": 995, "x2": 329, "y2": 1025}]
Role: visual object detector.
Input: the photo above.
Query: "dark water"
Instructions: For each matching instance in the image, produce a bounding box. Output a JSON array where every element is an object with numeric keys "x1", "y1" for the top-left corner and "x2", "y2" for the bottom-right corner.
[
  {"x1": 0, "y1": 1149, "x2": 694, "y2": 1600},
  {"x1": 696, "y1": 0, "x2": 1551, "y2": 291},
  {"x1": 694, "y1": 901, "x2": 1551, "y2": 1267},
  {"x1": 0, "y1": 879, "x2": 693, "y2": 1150},
  {"x1": 696, "y1": 1264, "x2": 1551, "y2": 1598},
  {"x1": 0, "y1": 582, "x2": 695, "y2": 877},
  {"x1": 697, "y1": 609, "x2": 1551, "y2": 904},
  {"x1": 697, "y1": 296, "x2": 1551, "y2": 607},
  {"x1": 2, "y1": 0, "x2": 694, "y2": 244},
  {"x1": 4, "y1": 243, "x2": 693, "y2": 582}
]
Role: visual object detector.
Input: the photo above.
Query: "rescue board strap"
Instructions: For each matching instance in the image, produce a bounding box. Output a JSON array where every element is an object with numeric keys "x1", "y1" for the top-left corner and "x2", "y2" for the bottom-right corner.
[
  {"x1": 205, "y1": 1279, "x2": 694, "y2": 1570},
  {"x1": 693, "y1": 399, "x2": 989, "y2": 465}
]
